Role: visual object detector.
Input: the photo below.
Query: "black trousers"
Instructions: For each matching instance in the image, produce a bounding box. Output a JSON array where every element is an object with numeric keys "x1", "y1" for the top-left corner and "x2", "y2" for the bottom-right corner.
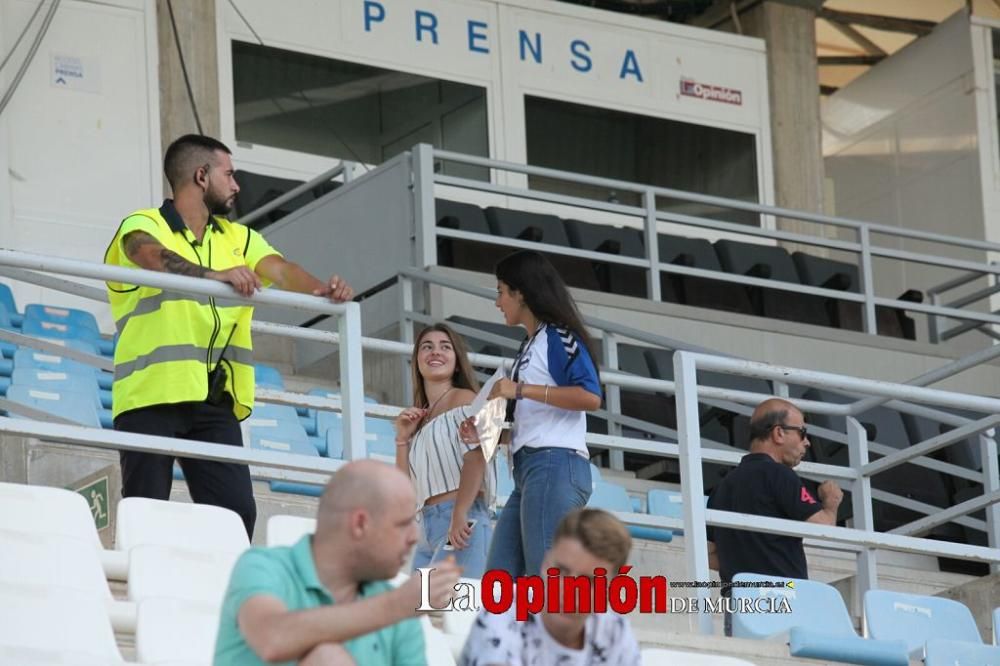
[{"x1": 114, "y1": 397, "x2": 256, "y2": 539}]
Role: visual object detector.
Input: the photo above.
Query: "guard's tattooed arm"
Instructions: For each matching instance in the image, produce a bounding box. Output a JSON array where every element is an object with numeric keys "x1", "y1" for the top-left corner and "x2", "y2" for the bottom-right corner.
[
  {"x1": 122, "y1": 230, "x2": 207, "y2": 277},
  {"x1": 121, "y1": 230, "x2": 259, "y2": 296}
]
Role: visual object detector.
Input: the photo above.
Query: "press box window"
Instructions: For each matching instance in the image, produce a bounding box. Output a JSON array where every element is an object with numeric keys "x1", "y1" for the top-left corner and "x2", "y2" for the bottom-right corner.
[
  {"x1": 524, "y1": 96, "x2": 761, "y2": 226},
  {"x1": 232, "y1": 41, "x2": 490, "y2": 180}
]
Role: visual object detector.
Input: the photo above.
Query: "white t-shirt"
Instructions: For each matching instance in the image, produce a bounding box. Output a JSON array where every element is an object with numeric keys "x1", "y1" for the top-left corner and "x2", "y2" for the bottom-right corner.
[
  {"x1": 508, "y1": 324, "x2": 601, "y2": 454},
  {"x1": 458, "y1": 607, "x2": 640, "y2": 666}
]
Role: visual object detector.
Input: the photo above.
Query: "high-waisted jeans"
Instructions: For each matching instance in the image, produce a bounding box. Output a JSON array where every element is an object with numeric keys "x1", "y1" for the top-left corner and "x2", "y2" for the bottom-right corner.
[
  {"x1": 486, "y1": 446, "x2": 592, "y2": 576},
  {"x1": 411, "y1": 496, "x2": 493, "y2": 579}
]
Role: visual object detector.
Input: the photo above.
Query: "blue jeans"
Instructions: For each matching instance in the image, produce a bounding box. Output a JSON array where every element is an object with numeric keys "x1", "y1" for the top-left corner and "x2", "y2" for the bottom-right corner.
[
  {"x1": 486, "y1": 446, "x2": 592, "y2": 576},
  {"x1": 411, "y1": 497, "x2": 492, "y2": 579}
]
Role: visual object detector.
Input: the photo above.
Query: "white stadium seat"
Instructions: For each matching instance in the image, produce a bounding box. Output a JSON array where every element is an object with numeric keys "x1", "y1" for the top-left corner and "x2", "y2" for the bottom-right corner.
[
  {"x1": 266, "y1": 514, "x2": 316, "y2": 547},
  {"x1": 0, "y1": 482, "x2": 101, "y2": 546},
  {"x1": 0, "y1": 583, "x2": 123, "y2": 663},
  {"x1": 128, "y1": 544, "x2": 241, "y2": 608},
  {"x1": 115, "y1": 497, "x2": 249, "y2": 553},
  {"x1": 0, "y1": 645, "x2": 110, "y2": 665},
  {"x1": 135, "y1": 597, "x2": 219, "y2": 666},
  {"x1": 0, "y1": 528, "x2": 110, "y2": 599}
]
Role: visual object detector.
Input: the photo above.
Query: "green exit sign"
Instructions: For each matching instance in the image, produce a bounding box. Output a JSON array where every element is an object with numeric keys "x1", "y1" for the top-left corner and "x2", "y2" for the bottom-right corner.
[{"x1": 72, "y1": 475, "x2": 110, "y2": 531}]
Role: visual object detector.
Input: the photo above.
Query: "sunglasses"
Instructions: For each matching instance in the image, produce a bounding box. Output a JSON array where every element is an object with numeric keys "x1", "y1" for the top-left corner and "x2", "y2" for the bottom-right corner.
[{"x1": 776, "y1": 424, "x2": 808, "y2": 439}]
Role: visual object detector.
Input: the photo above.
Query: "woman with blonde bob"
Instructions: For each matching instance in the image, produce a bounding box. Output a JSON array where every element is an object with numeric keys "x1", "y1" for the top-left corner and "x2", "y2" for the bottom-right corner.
[{"x1": 395, "y1": 323, "x2": 496, "y2": 577}]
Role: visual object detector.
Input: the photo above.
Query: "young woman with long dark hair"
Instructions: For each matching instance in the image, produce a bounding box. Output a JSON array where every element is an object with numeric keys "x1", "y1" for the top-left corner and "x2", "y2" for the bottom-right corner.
[
  {"x1": 395, "y1": 323, "x2": 496, "y2": 577},
  {"x1": 469, "y1": 250, "x2": 601, "y2": 576}
]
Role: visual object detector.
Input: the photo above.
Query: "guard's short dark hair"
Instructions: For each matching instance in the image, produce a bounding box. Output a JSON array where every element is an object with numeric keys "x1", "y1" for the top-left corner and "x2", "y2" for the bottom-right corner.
[
  {"x1": 749, "y1": 408, "x2": 790, "y2": 442},
  {"x1": 163, "y1": 134, "x2": 232, "y2": 189}
]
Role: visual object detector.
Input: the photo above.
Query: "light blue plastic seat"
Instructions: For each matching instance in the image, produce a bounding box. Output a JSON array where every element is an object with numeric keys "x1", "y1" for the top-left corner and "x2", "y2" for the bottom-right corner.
[
  {"x1": 11, "y1": 367, "x2": 107, "y2": 410},
  {"x1": 924, "y1": 639, "x2": 1000, "y2": 666},
  {"x1": 0, "y1": 304, "x2": 17, "y2": 359},
  {"x1": 589, "y1": 462, "x2": 602, "y2": 485},
  {"x1": 588, "y1": 481, "x2": 672, "y2": 543},
  {"x1": 13, "y1": 339, "x2": 111, "y2": 389},
  {"x1": 245, "y1": 416, "x2": 318, "y2": 458},
  {"x1": 993, "y1": 606, "x2": 999, "y2": 644},
  {"x1": 733, "y1": 574, "x2": 908, "y2": 666},
  {"x1": 865, "y1": 589, "x2": 983, "y2": 656},
  {"x1": 647, "y1": 488, "x2": 685, "y2": 534},
  {"x1": 307, "y1": 388, "x2": 380, "y2": 437},
  {"x1": 3, "y1": 384, "x2": 102, "y2": 427},
  {"x1": 0, "y1": 283, "x2": 23, "y2": 327},
  {"x1": 23, "y1": 304, "x2": 100, "y2": 335},
  {"x1": 20, "y1": 318, "x2": 113, "y2": 356},
  {"x1": 269, "y1": 480, "x2": 325, "y2": 497},
  {"x1": 254, "y1": 364, "x2": 284, "y2": 389},
  {"x1": 365, "y1": 416, "x2": 396, "y2": 457}
]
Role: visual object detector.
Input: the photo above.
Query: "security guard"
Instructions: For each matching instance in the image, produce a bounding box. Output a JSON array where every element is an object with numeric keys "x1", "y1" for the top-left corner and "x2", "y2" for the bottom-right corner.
[{"x1": 105, "y1": 135, "x2": 353, "y2": 538}]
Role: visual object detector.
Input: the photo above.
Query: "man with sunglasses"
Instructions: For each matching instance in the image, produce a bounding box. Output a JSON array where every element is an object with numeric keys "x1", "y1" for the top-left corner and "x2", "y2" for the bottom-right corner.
[{"x1": 706, "y1": 398, "x2": 843, "y2": 636}]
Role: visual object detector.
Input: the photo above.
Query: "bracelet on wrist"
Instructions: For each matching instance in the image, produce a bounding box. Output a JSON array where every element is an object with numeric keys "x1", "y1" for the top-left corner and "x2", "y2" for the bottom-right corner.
[
  {"x1": 395, "y1": 438, "x2": 411, "y2": 447},
  {"x1": 515, "y1": 382, "x2": 524, "y2": 400}
]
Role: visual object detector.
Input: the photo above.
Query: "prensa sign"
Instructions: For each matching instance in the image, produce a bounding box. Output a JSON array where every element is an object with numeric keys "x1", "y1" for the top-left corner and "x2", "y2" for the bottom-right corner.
[{"x1": 680, "y1": 78, "x2": 744, "y2": 106}]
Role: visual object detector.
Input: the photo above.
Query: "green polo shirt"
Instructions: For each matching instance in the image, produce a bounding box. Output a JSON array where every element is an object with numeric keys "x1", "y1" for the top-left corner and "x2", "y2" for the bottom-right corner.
[{"x1": 214, "y1": 536, "x2": 426, "y2": 666}]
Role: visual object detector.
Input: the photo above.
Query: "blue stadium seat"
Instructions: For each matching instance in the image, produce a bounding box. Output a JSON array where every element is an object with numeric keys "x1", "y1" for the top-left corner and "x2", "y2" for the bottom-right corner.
[
  {"x1": 23, "y1": 304, "x2": 100, "y2": 335},
  {"x1": 20, "y1": 318, "x2": 114, "y2": 356},
  {"x1": 589, "y1": 463, "x2": 602, "y2": 486},
  {"x1": 588, "y1": 481, "x2": 672, "y2": 542},
  {"x1": 254, "y1": 364, "x2": 284, "y2": 389},
  {"x1": 994, "y1": 606, "x2": 999, "y2": 644},
  {"x1": 647, "y1": 489, "x2": 688, "y2": 534},
  {"x1": 0, "y1": 282, "x2": 23, "y2": 327},
  {"x1": 0, "y1": 305, "x2": 17, "y2": 359},
  {"x1": 245, "y1": 405, "x2": 318, "y2": 457},
  {"x1": 0, "y1": 376, "x2": 8, "y2": 395},
  {"x1": 732, "y1": 574, "x2": 909, "y2": 666},
  {"x1": 365, "y1": 417, "x2": 396, "y2": 457},
  {"x1": 269, "y1": 480, "x2": 324, "y2": 497},
  {"x1": 864, "y1": 590, "x2": 983, "y2": 656},
  {"x1": 924, "y1": 639, "x2": 1000, "y2": 666},
  {"x1": 11, "y1": 367, "x2": 107, "y2": 411},
  {"x1": 12, "y1": 347, "x2": 111, "y2": 390},
  {"x1": 3, "y1": 384, "x2": 102, "y2": 428}
]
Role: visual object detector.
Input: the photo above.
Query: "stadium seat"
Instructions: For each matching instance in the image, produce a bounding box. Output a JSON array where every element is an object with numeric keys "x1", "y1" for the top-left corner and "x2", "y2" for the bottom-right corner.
[
  {"x1": 732, "y1": 574, "x2": 909, "y2": 665},
  {"x1": 20, "y1": 318, "x2": 113, "y2": 356},
  {"x1": 658, "y1": 234, "x2": 752, "y2": 313},
  {"x1": 0, "y1": 646, "x2": 109, "y2": 665},
  {"x1": 115, "y1": 497, "x2": 250, "y2": 553},
  {"x1": 246, "y1": 405, "x2": 321, "y2": 457},
  {"x1": 924, "y1": 639, "x2": 1000, "y2": 666},
  {"x1": 254, "y1": 363, "x2": 285, "y2": 389},
  {"x1": 135, "y1": 597, "x2": 218, "y2": 665},
  {"x1": 647, "y1": 489, "x2": 687, "y2": 534},
  {"x1": 0, "y1": 304, "x2": 17, "y2": 359},
  {"x1": 864, "y1": 589, "x2": 984, "y2": 655},
  {"x1": 792, "y1": 252, "x2": 920, "y2": 340},
  {"x1": 0, "y1": 529, "x2": 110, "y2": 599},
  {"x1": 235, "y1": 169, "x2": 323, "y2": 227},
  {"x1": 3, "y1": 384, "x2": 102, "y2": 428},
  {"x1": 23, "y1": 304, "x2": 100, "y2": 335},
  {"x1": 588, "y1": 481, "x2": 672, "y2": 542},
  {"x1": 994, "y1": 606, "x2": 999, "y2": 644},
  {"x1": 714, "y1": 239, "x2": 829, "y2": 327},
  {"x1": 446, "y1": 315, "x2": 524, "y2": 359},
  {"x1": 435, "y1": 198, "x2": 502, "y2": 273},
  {"x1": 128, "y1": 544, "x2": 240, "y2": 607},
  {"x1": 11, "y1": 367, "x2": 110, "y2": 410},
  {"x1": 366, "y1": 416, "x2": 397, "y2": 457},
  {"x1": 266, "y1": 514, "x2": 316, "y2": 547},
  {"x1": 0, "y1": 281, "x2": 22, "y2": 327},
  {"x1": 484, "y1": 207, "x2": 601, "y2": 291},
  {"x1": 564, "y1": 219, "x2": 648, "y2": 297},
  {"x1": 641, "y1": 648, "x2": 757, "y2": 665},
  {"x1": 0, "y1": 583, "x2": 122, "y2": 662},
  {"x1": 0, "y1": 482, "x2": 102, "y2": 546},
  {"x1": 13, "y1": 346, "x2": 113, "y2": 390}
]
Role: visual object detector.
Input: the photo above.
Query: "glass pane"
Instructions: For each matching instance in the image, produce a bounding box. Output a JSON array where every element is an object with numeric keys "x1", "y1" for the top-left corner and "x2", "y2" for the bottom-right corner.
[
  {"x1": 232, "y1": 42, "x2": 489, "y2": 179},
  {"x1": 524, "y1": 96, "x2": 760, "y2": 226}
]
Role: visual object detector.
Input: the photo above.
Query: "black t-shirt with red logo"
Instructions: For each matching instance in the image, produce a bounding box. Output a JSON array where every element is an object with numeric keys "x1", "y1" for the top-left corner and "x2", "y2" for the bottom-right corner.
[{"x1": 707, "y1": 453, "x2": 824, "y2": 588}]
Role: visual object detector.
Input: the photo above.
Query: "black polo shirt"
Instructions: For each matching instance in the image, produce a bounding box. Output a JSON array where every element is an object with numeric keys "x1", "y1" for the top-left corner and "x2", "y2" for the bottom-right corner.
[{"x1": 707, "y1": 453, "x2": 823, "y2": 588}]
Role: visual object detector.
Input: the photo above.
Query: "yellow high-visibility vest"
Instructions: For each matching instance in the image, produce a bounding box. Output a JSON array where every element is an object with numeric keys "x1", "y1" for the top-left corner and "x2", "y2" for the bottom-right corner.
[{"x1": 104, "y1": 200, "x2": 280, "y2": 420}]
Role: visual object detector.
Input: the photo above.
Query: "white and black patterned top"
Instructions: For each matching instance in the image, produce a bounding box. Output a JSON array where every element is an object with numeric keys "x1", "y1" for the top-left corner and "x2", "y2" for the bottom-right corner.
[
  {"x1": 458, "y1": 608, "x2": 640, "y2": 666},
  {"x1": 408, "y1": 404, "x2": 497, "y2": 510}
]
